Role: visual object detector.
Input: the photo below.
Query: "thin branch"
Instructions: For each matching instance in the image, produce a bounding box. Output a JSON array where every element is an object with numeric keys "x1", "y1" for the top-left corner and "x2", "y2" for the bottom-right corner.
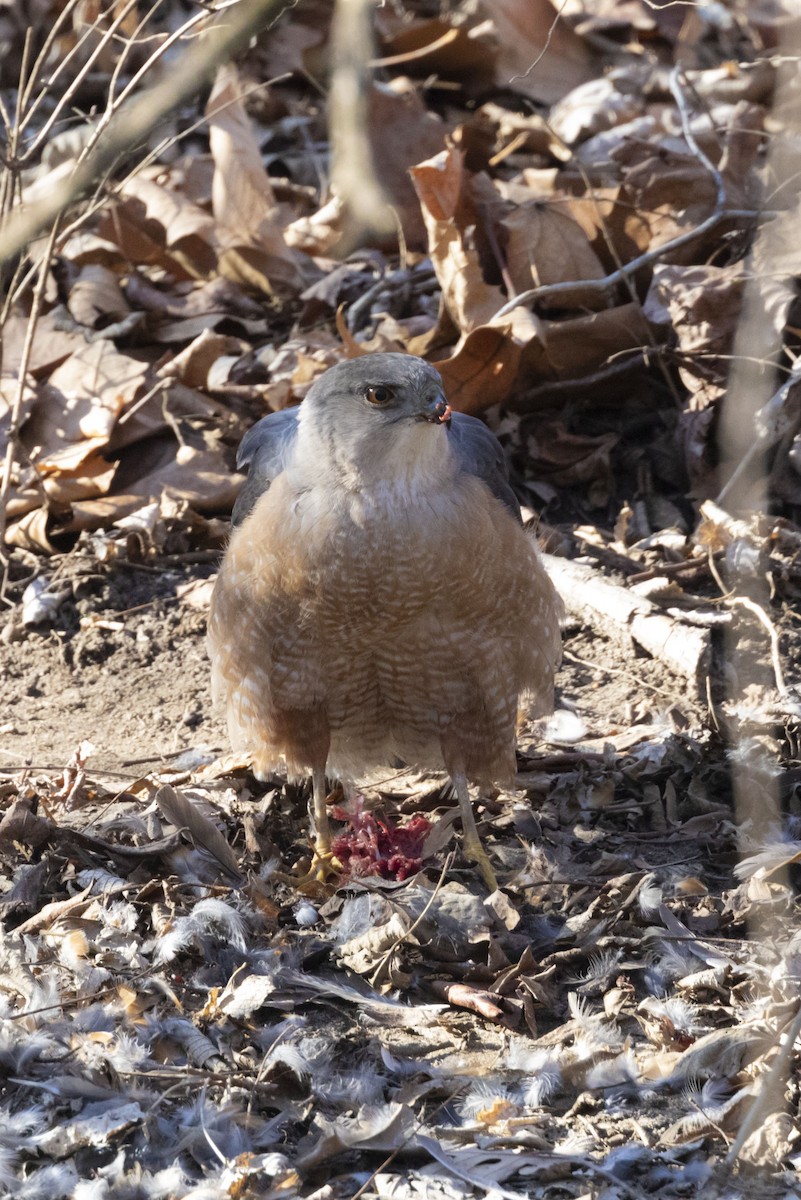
[
  {"x1": 86, "y1": 4, "x2": 210, "y2": 154},
  {"x1": 0, "y1": 0, "x2": 290, "y2": 266},
  {"x1": 20, "y1": 0, "x2": 91, "y2": 117},
  {"x1": 732, "y1": 596, "x2": 788, "y2": 696},
  {"x1": 495, "y1": 66, "x2": 738, "y2": 322},
  {"x1": 21, "y1": 0, "x2": 143, "y2": 163},
  {"x1": 104, "y1": 0, "x2": 168, "y2": 113},
  {"x1": 493, "y1": 207, "x2": 746, "y2": 319}
]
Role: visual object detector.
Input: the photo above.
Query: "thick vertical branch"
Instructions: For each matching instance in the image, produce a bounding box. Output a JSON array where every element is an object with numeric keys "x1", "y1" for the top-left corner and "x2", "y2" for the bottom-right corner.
[
  {"x1": 329, "y1": 0, "x2": 395, "y2": 249},
  {"x1": 716, "y1": 16, "x2": 801, "y2": 1177}
]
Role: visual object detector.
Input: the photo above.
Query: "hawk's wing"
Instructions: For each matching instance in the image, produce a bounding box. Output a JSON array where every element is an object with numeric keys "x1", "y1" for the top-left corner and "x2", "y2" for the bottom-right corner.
[
  {"x1": 448, "y1": 413, "x2": 521, "y2": 522},
  {"x1": 231, "y1": 406, "x2": 520, "y2": 526},
  {"x1": 231, "y1": 407, "x2": 300, "y2": 527}
]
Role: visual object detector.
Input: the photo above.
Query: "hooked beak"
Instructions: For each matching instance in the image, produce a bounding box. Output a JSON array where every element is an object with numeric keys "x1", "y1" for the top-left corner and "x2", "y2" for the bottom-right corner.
[{"x1": 417, "y1": 393, "x2": 452, "y2": 426}]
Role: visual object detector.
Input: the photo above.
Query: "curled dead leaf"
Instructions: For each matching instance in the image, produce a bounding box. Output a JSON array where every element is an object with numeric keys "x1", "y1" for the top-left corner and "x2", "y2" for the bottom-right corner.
[
  {"x1": 411, "y1": 147, "x2": 506, "y2": 332},
  {"x1": 430, "y1": 979, "x2": 505, "y2": 1021}
]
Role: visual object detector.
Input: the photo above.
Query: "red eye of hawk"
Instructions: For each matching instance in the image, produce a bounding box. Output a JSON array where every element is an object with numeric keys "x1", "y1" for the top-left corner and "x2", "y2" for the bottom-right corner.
[{"x1": 364, "y1": 385, "x2": 393, "y2": 405}]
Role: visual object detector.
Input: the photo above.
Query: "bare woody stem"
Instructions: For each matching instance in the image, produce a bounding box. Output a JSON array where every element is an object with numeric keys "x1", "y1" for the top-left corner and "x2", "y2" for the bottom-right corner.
[{"x1": 0, "y1": 0, "x2": 289, "y2": 266}]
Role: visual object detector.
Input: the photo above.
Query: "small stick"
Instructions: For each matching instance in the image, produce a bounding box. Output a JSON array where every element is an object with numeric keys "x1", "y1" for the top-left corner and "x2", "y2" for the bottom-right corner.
[{"x1": 733, "y1": 595, "x2": 788, "y2": 696}]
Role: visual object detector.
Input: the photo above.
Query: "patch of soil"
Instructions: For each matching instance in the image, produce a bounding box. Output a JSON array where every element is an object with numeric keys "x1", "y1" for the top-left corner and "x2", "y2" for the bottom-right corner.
[
  {"x1": 0, "y1": 550, "x2": 707, "y2": 783},
  {"x1": 2, "y1": 556, "x2": 226, "y2": 774}
]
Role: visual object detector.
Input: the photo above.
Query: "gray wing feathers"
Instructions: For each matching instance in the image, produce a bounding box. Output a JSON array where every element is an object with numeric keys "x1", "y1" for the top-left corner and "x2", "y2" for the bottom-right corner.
[
  {"x1": 449, "y1": 413, "x2": 521, "y2": 522},
  {"x1": 231, "y1": 407, "x2": 519, "y2": 527},
  {"x1": 231, "y1": 407, "x2": 299, "y2": 526}
]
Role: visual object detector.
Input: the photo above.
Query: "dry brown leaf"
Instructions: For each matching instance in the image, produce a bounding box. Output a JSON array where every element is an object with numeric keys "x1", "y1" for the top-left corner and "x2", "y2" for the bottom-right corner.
[
  {"x1": 521, "y1": 418, "x2": 618, "y2": 489},
  {"x1": 9, "y1": 353, "x2": 144, "y2": 534},
  {"x1": 177, "y1": 577, "x2": 216, "y2": 611},
  {"x1": 502, "y1": 202, "x2": 606, "y2": 307},
  {"x1": 739, "y1": 1112, "x2": 800, "y2": 1168},
  {"x1": 645, "y1": 262, "x2": 745, "y2": 409},
  {"x1": 548, "y1": 73, "x2": 644, "y2": 147},
  {"x1": 124, "y1": 273, "x2": 266, "y2": 322},
  {"x1": 109, "y1": 437, "x2": 240, "y2": 515},
  {"x1": 353, "y1": 315, "x2": 421, "y2": 355},
  {"x1": 612, "y1": 140, "x2": 720, "y2": 259},
  {"x1": 149, "y1": 312, "x2": 265, "y2": 344},
  {"x1": 98, "y1": 201, "x2": 193, "y2": 277},
  {"x1": 259, "y1": 8, "x2": 328, "y2": 78},
  {"x1": 434, "y1": 296, "x2": 608, "y2": 415},
  {"x1": 41, "y1": 455, "x2": 117, "y2": 503},
  {"x1": 298, "y1": 1103, "x2": 415, "y2": 1172},
  {"x1": 477, "y1": 102, "x2": 553, "y2": 161},
  {"x1": 366, "y1": 79, "x2": 446, "y2": 250},
  {"x1": 216, "y1": 244, "x2": 304, "y2": 298},
  {"x1": 290, "y1": 352, "x2": 336, "y2": 391},
  {"x1": 59, "y1": 230, "x2": 127, "y2": 268},
  {"x1": 335, "y1": 307, "x2": 368, "y2": 358},
  {"x1": 411, "y1": 147, "x2": 506, "y2": 333},
  {"x1": 285, "y1": 195, "x2": 345, "y2": 255},
  {"x1": 564, "y1": 184, "x2": 650, "y2": 269},
  {"x1": 4, "y1": 505, "x2": 62, "y2": 552},
  {"x1": 67, "y1": 264, "x2": 130, "y2": 329},
  {"x1": 0, "y1": 798, "x2": 52, "y2": 850},
  {"x1": 124, "y1": 173, "x2": 217, "y2": 252},
  {"x1": 15, "y1": 884, "x2": 93, "y2": 935},
  {"x1": 109, "y1": 381, "x2": 234, "y2": 452},
  {"x1": 1, "y1": 312, "x2": 83, "y2": 378},
  {"x1": 31, "y1": 341, "x2": 149, "y2": 451},
  {"x1": 208, "y1": 63, "x2": 279, "y2": 235},
  {"x1": 53, "y1": 493, "x2": 157, "y2": 533},
  {"x1": 162, "y1": 329, "x2": 244, "y2": 390},
  {"x1": 112, "y1": 174, "x2": 218, "y2": 278},
  {"x1": 376, "y1": 15, "x2": 494, "y2": 86},
  {"x1": 533, "y1": 302, "x2": 654, "y2": 379},
  {"x1": 207, "y1": 64, "x2": 307, "y2": 297},
  {"x1": 435, "y1": 307, "x2": 543, "y2": 414},
  {"x1": 486, "y1": 0, "x2": 594, "y2": 105}
]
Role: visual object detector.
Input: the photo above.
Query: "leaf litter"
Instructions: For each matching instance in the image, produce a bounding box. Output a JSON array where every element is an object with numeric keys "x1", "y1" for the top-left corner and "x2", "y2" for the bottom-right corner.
[{"x1": 1, "y1": 0, "x2": 801, "y2": 1196}]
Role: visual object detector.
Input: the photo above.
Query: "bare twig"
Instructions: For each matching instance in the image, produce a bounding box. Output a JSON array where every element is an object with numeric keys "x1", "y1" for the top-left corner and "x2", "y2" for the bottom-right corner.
[
  {"x1": 0, "y1": 0, "x2": 290, "y2": 266},
  {"x1": 493, "y1": 206, "x2": 747, "y2": 319},
  {"x1": 732, "y1": 595, "x2": 788, "y2": 696},
  {"x1": 85, "y1": 3, "x2": 210, "y2": 157},
  {"x1": 104, "y1": 0, "x2": 169, "y2": 113},
  {"x1": 495, "y1": 67, "x2": 738, "y2": 322},
  {"x1": 21, "y1": 0, "x2": 142, "y2": 163},
  {"x1": 19, "y1": 0, "x2": 85, "y2": 116}
]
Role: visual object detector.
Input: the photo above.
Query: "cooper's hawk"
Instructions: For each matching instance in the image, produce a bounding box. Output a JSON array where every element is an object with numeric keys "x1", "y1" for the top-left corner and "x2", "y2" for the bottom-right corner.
[{"x1": 208, "y1": 353, "x2": 561, "y2": 888}]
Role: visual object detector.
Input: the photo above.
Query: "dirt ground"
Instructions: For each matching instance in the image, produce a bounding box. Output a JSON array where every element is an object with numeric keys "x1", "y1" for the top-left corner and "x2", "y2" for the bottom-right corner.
[
  {"x1": 0, "y1": 545, "x2": 703, "y2": 778},
  {"x1": 3, "y1": 538, "x2": 801, "y2": 1198},
  {"x1": 2, "y1": 555, "x2": 223, "y2": 773}
]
